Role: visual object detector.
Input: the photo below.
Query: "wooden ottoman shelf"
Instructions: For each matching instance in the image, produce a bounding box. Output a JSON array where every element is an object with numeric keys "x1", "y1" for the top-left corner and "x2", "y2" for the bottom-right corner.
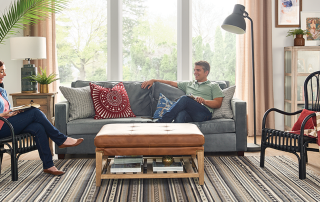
[{"x1": 95, "y1": 123, "x2": 205, "y2": 186}]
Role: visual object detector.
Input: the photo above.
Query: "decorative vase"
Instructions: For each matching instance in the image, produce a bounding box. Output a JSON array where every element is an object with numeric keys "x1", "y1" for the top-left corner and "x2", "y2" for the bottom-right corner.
[
  {"x1": 21, "y1": 64, "x2": 37, "y2": 93},
  {"x1": 294, "y1": 34, "x2": 305, "y2": 46},
  {"x1": 162, "y1": 155, "x2": 173, "y2": 166},
  {"x1": 40, "y1": 84, "x2": 49, "y2": 93}
]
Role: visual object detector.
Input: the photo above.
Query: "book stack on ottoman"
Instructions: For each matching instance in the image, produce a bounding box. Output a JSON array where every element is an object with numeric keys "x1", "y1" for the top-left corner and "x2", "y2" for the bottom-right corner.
[{"x1": 111, "y1": 155, "x2": 143, "y2": 173}]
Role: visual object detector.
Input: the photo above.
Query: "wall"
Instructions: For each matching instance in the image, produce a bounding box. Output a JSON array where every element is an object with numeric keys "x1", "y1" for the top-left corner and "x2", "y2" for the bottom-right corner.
[
  {"x1": 0, "y1": 0, "x2": 23, "y2": 104},
  {"x1": 272, "y1": 0, "x2": 320, "y2": 130}
]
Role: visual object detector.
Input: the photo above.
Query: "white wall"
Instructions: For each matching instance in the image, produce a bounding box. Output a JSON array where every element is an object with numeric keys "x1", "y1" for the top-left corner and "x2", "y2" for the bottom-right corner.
[
  {"x1": 272, "y1": 0, "x2": 320, "y2": 130},
  {"x1": 0, "y1": 0, "x2": 23, "y2": 104}
]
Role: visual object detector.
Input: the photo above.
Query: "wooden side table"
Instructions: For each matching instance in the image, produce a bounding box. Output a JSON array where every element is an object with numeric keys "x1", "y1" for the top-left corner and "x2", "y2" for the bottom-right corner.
[{"x1": 10, "y1": 92, "x2": 58, "y2": 155}]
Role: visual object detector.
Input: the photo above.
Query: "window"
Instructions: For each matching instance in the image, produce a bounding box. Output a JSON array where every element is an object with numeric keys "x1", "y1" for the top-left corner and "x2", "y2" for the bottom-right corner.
[
  {"x1": 122, "y1": 0, "x2": 177, "y2": 81},
  {"x1": 192, "y1": 0, "x2": 236, "y2": 85},
  {"x1": 56, "y1": 0, "x2": 237, "y2": 90},
  {"x1": 56, "y1": 0, "x2": 108, "y2": 87}
]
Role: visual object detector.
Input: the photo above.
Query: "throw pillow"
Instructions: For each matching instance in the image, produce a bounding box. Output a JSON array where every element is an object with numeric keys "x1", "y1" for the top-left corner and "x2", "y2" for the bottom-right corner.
[
  {"x1": 291, "y1": 109, "x2": 316, "y2": 131},
  {"x1": 153, "y1": 93, "x2": 176, "y2": 119},
  {"x1": 90, "y1": 82, "x2": 136, "y2": 119},
  {"x1": 59, "y1": 86, "x2": 95, "y2": 121},
  {"x1": 211, "y1": 85, "x2": 236, "y2": 119}
]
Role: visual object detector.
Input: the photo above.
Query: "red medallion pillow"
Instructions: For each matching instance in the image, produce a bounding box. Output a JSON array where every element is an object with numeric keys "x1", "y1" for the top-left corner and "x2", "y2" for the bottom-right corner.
[
  {"x1": 291, "y1": 109, "x2": 316, "y2": 131},
  {"x1": 90, "y1": 82, "x2": 136, "y2": 119}
]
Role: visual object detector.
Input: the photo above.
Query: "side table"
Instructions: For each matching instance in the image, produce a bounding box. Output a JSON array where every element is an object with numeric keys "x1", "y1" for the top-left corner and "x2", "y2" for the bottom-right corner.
[{"x1": 10, "y1": 92, "x2": 58, "y2": 155}]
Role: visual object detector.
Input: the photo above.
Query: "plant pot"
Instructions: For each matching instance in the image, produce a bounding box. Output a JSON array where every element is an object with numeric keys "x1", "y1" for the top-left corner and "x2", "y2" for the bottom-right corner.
[
  {"x1": 39, "y1": 84, "x2": 49, "y2": 93},
  {"x1": 294, "y1": 34, "x2": 305, "y2": 46}
]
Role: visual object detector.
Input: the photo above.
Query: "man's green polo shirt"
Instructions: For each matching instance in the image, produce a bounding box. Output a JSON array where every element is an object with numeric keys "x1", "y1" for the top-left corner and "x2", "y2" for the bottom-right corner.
[{"x1": 177, "y1": 80, "x2": 224, "y2": 113}]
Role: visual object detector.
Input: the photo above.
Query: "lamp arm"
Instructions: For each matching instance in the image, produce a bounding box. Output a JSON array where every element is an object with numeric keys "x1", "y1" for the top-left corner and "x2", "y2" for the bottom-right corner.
[{"x1": 245, "y1": 14, "x2": 257, "y2": 143}]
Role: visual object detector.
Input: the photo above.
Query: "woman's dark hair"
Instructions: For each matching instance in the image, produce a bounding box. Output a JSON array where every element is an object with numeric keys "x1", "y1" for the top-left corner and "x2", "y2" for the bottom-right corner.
[{"x1": 0, "y1": 60, "x2": 4, "y2": 88}]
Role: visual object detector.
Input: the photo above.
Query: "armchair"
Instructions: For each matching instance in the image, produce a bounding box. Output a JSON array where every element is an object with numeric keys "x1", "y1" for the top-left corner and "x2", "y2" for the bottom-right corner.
[
  {"x1": 260, "y1": 71, "x2": 320, "y2": 179},
  {"x1": 0, "y1": 117, "x2": 37, "y2": 181}
]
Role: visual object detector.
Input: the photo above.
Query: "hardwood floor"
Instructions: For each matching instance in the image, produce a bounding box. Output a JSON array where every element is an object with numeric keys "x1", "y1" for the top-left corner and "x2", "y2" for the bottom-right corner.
[{"x1": 1, "y1": 136, "x2": 320, "y2": 176}]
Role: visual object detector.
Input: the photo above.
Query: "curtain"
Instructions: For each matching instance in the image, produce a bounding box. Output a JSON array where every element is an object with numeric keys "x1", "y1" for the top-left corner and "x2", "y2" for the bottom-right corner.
[
  {"x1": 23, "y1": 13, "x2": 59, "y2": 94},
  {"x1": 236, "y1": 0, "x2": 275, "y2": 136}
]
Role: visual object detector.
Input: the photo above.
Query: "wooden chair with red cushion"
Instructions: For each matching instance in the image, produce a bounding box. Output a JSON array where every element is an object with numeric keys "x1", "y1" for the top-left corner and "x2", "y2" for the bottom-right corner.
[{"x1": 260, "y1": 71, "x2": 320, "y2": 179}]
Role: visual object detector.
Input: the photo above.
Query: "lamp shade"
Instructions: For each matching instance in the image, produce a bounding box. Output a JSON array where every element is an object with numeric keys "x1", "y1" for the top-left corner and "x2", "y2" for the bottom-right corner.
[
  {"x1": 10, "y1": 37, "x2": 47, "y2": 60},
  {"x1": 221, "y1": 4, "x2": 246, "y2": 34}
]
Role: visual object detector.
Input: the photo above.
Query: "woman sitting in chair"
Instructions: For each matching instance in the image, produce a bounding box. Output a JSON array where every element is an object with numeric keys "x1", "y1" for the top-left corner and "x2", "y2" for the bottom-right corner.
[{"x1": 0, "y1": 60, "x2": 83, "y2": 176}]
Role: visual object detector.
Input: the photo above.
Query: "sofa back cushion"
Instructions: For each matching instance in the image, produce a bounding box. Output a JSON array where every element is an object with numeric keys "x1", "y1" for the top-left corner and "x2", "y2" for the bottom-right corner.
[{"x1": 72, "y1": 80, "x2": 152, "y2": 116}]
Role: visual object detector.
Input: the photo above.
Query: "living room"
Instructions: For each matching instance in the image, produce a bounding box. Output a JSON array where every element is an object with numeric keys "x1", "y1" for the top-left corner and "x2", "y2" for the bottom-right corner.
[{"x1": 1, "y1": 0, "x2": 320, "y2": 201}]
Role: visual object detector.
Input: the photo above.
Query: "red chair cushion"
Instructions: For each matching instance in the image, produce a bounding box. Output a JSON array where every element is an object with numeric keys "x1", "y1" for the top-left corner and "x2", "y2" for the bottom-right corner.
[{"x1": 291, "y1": 109, "x2": 316, "y2": 131}]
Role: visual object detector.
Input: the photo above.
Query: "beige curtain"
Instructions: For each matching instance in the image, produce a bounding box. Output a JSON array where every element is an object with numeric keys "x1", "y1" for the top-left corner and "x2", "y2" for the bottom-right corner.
[
  {"x1": 236, "y1": 0, "x2": 275, "y2": 136},
  {"x1": 23, "y1": 13, "x2": 59, "y2": 94}
]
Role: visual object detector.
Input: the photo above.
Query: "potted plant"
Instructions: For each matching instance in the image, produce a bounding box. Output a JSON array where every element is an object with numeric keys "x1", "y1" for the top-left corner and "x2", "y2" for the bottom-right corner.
[
  {"x1": 286, "y1": 29, "x2": 311, "y2": 46},
  {"x1": 23, "y1": 67, "x2": 59, "y2": 93}
]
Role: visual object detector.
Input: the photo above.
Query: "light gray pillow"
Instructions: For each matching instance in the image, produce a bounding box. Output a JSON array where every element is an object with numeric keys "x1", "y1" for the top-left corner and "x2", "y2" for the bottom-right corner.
[
  {"x1": 59, "y1": 86, "x2": 95, "y2": 121},
  {"x1": 212, "y1": 86, "x2": 236, "y2": 119}
]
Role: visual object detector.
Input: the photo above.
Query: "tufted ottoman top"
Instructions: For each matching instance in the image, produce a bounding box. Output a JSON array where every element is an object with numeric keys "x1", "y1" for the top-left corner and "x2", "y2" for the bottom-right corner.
[{"x1": 94, "y1": 123, "x2": 204, "y2": 148}]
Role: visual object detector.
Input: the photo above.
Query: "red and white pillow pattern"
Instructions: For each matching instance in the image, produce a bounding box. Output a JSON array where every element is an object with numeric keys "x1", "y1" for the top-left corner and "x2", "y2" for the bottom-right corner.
[{"x1": 89, "y1": 82, "x2": 136, "y2": 119}]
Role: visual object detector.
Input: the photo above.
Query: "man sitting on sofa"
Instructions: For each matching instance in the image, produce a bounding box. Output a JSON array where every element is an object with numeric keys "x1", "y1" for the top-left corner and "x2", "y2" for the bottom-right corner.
[{"x1": 141, "y1": 60, "x2": 224, "y2": 123}]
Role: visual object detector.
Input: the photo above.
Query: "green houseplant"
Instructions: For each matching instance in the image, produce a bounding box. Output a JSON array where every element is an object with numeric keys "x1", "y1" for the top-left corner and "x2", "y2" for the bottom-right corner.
[
  {"x1": 286, "y1": 29, "x2": 311, "y2": 46},
  {"x1": 23, "y1": 67, "x2": 60, "y2": 93},
  {"x1": 0, "y1": 0, "x2": 67, "y2": 44},
  {"x1": 286, "y1": 29, "x2": 310, "y2": 37}
]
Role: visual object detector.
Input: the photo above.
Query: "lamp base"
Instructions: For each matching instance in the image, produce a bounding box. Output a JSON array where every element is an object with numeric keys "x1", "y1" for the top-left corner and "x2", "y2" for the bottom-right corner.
[
  {"x1": 247, "y1": 143, "x2": 261, "y2": 152},
  {"x1": 21, "y1": 64, "x2": 37, "y2": 93}
]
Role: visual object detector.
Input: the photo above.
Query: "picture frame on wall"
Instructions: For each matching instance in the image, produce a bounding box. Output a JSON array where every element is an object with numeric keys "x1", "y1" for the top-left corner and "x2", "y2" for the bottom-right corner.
[
  {"x1": 301, "y1": 12, "x2": 320, "y2": 46},
  {"x1": 275, "y1": 0, "x2": 302, "y2": 27}
]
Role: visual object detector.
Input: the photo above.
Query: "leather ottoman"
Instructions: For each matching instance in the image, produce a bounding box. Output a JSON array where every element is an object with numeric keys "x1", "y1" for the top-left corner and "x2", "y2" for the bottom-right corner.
[{"x1": 94, "y1": 123, "x2": 205, "y2": 186}]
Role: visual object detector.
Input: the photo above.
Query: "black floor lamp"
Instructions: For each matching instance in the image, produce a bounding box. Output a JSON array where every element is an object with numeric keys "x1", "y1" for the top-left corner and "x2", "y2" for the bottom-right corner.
[{"x1": 221, "y1": 4, "x2": 260, "y2": 151}]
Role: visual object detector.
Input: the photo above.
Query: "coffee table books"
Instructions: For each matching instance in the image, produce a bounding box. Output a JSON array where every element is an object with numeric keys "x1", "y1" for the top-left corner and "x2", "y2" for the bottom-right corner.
[
  {"x1": 114, "y1": 155, "x2": 143, "y2": 164},
  {"x1": 152, "y1": 161, "x2": 183, "y2": 172},
  {"x1": 110, "y1": 163, "x2": 142, "y2": 173}
]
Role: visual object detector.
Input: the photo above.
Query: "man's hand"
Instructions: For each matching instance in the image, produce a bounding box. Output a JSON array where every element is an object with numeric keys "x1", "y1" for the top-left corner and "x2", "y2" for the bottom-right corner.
[
  {"x1": 141, "y1": 79, "x2": 155, "y2": 89},
  {"x1": 0, "y1": 110, "x2": 20, "y2": 118},
  {"x1": 195, "y1": 96, "x2": 205, "y2": 104}
]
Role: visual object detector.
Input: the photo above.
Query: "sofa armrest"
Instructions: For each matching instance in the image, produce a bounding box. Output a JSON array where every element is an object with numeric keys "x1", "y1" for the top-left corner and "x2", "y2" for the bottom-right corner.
[
  {"x1": 231, "y1": 98, "x2": 247, "y2": 151},
  {"x1": 55, "y1": 101, "x2": 69, "y2": 136}
]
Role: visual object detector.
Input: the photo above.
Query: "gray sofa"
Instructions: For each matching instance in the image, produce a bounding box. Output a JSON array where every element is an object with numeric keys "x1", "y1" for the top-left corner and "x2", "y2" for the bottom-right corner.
[{"x1": 55, "y1": 80, "x2": 247, "y2": 158}]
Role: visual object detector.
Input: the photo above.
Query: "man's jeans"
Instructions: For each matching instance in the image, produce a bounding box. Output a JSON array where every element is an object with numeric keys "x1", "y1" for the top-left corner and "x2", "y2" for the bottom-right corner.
[
  {"x1": 157, "y1": 95, "x2": 212, "y2": 123},
  {"x1": 0, "y1": 108, "x2": 67, "y2": 169}
]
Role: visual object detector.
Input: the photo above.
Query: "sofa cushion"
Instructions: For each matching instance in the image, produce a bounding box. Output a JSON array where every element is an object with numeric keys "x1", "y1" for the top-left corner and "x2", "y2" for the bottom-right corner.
[
  {"x1": 192, "y1": 119, "x2": 235, "y2": 134},
  {"x1": 67, "y1": 116, "x2": 153, "y2": 135},
  {"x1": 153, "y1": 93, "x2": 175, "y2": 118},
  {"x1": 90, "y1": 82, "x2": 136, "y2": 119},
  {"x1": 152, "y1": 82, "x2": 185, "y2": 115},
  {"x1": 59, "y1": 86, "x2": 95, "y2": 121},
  {"x1": 212, "y1": 86, "x2": 236, "y2": 119},
  {"x1": 72, "y1": 80, "x2": 152, "y2": 117}
]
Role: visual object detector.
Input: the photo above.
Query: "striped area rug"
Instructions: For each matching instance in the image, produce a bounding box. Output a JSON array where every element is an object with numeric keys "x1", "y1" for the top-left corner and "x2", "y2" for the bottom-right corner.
[{"x1": 1, "y1": 156, "x2": 320, "y2": 201}]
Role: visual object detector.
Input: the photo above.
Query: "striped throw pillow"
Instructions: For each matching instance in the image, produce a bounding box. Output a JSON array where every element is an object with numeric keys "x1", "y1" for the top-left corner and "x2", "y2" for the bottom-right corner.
[
  {"x1": 211, "y1": 86, "x2": 236, "y2": 119},
  {"x1": 59, "y1": 86, "x2": 95, "y2": 121}
]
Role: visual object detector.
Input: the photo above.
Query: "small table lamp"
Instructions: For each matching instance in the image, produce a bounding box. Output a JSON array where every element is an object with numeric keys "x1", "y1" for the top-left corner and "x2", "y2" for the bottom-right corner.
[{"x1": 10, "y1": 37, "x2": 46, "y2": 93}]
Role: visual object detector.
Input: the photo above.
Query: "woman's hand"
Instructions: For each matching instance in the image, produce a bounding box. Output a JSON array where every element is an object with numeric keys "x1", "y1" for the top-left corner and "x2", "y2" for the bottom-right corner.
[{"x1": 0, "y1": 110, "x2": 20, "y2": 118}]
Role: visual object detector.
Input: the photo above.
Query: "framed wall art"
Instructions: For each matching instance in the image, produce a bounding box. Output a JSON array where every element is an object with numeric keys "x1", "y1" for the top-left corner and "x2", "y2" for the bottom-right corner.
[
  {"x1": 275, "y1": 0, "x2": 302, "y2": 27},
  {"x1": 301, "y1": 12, "x2": 320, "y2": 46}
]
